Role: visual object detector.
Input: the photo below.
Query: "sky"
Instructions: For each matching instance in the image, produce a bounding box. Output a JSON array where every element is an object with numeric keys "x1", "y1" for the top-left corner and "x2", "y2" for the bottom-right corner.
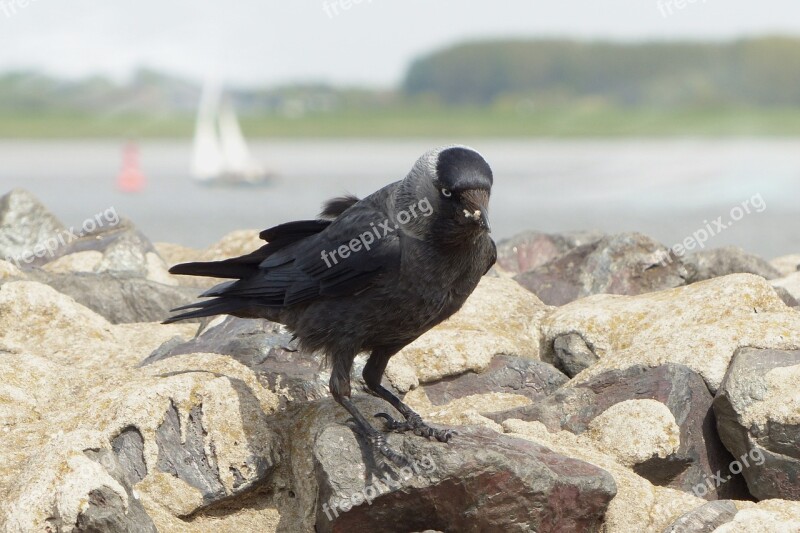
[{"x1": 1, "y1": 0, "x2": 800, "y2": 88}]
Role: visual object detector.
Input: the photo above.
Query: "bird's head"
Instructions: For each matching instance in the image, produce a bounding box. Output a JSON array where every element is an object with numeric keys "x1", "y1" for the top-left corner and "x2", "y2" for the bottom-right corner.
[{"x1": 397, "y1": 145, "x2": 493, "y2": 241}]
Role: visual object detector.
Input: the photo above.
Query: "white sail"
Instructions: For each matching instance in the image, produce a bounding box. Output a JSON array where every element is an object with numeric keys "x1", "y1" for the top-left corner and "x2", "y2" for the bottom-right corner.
[
  {"x1": 191, "y1": 81, "x2": 271, "y2": 185},
  {"x1": 191, "y1": 82, "x2": 225, "y2": 181},
  {"x1": 218, "y1": 99, "x2": 264, "y2": 181}
]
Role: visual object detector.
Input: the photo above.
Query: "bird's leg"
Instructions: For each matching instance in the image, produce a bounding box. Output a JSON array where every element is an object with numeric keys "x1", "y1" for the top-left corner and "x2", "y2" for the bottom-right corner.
[
  {"x1": 329, "y1": 354, "x2": 407, "y2": 466},
  {"x1": 364, "y1": 349, "x2": 456, "y2": 443}
]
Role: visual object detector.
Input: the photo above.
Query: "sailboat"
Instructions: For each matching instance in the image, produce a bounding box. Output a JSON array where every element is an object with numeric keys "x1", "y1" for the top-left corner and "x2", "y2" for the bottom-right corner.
[{"x1": 191, "y1": 83, "x2": 274, "y2": 186}]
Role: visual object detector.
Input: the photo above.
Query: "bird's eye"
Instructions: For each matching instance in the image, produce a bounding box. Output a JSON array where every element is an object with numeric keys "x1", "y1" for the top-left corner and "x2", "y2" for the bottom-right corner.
[{"x1": 441, "y1": 188, "x2": 452, "y2": 198}]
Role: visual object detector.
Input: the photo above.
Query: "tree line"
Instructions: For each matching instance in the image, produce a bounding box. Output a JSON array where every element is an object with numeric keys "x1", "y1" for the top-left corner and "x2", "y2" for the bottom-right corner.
[{"x1": 402, "y1": 37, "x2": 800, "y2": 107}]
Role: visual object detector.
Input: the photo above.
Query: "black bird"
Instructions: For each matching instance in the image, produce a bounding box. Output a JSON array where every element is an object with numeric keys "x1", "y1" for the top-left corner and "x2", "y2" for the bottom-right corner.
[{"x1": 165, "y1": 145, "x2": 496, "y2": 462}]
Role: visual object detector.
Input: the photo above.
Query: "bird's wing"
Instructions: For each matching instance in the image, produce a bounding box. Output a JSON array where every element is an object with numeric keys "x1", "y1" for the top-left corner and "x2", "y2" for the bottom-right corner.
[{"x1": 206, "y1": 202, "x2": 401, "y2": 307}]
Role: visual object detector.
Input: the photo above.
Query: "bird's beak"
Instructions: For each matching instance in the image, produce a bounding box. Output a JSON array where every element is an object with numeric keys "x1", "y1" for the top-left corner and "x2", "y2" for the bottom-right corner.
[{"x1": 460, "y1": 189, "x2": 491, "y2": 232}]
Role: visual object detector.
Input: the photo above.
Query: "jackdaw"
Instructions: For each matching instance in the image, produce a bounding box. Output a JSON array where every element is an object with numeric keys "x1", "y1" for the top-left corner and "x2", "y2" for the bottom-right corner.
[{"x1": 165, "y1": 145, "x2": 496, "y2": 462}]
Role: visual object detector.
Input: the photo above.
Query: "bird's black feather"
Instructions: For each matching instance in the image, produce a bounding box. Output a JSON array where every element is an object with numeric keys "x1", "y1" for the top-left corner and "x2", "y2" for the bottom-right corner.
[{"x1": 164, "y1": 146, "x2": 497, "y2": 462}]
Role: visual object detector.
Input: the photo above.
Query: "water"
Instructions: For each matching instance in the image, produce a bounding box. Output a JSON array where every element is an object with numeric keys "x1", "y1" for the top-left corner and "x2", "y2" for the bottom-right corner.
[{"x1": 1, "y1": 138, "x2": 799, "y2": 259}]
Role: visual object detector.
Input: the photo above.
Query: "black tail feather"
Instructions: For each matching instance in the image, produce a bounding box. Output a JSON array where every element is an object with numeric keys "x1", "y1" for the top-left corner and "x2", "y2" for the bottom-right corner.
[
  {"x1": 169, "y1": 260, "x2": 258, "y2": 279},
  {"x1": 163, "y1": 298, "x2": 247, "y2": 324}
]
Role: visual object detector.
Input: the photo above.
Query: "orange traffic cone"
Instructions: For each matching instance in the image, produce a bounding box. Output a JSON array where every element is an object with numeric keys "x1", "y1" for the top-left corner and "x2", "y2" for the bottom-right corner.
[{"x1": 117, "y1": 142, "x2": 147, "y2": 193}]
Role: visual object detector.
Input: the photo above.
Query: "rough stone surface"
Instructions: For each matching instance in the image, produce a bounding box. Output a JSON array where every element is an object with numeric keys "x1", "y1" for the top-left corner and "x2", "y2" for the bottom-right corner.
[
  {"x1": 683, "y1": 246, "x2": 781, "y2": 283},
  {"x1": 418, "y1": 354, "x2": 567, "y2": 407},
  {"x1": 773, "y1": 271, "x2": 800, "y2": 303},
  {"x1": 145, "y1": 316, "x2": 340, "y2": 408},
  {"x1": 553, "y1": 332, "x2": 599, "y2": 377},
  {"x1": 503, "y1": 419, "x2": 705, "y2": 533},
  {"x1": 771, "y1": 254, "x2": 800, "y2": 276},
  {"x1": 0, "y1": 188, "x2": 66, "y2": 264},
  {"x1": 584, "y1": 399, "x2": 681, "y2": 468},
  {"x1": 29, "y1": 270, "x2": 199, "y2": 324},
  {"x1": 714, "y1": 347, "x2": 800, "y2": 501},
  {"x1": 514, "y1": 232, "x2": 687, "y2": 306},
  {"x1": 5, "y1": 197, "x2": 800, "y2": 533},
  {"x1": 541, "y1": 273, "x2": 800, "y2": 393},
  {"x1": 277, "y1": 395, "x2": 616, "y2": 533},
  {"x1": 0, "y1": 259, "x2": 24, "y2": 281},
  {"x1": 394, "y1": 276, "x2": 549, "y2": 385},
  {"x1": 495, "y1": 230, "x2": 604, "y2": 274},
  {"x1": 0, "y1": 280, "x2": 283, "y2": 532},
  {"x1": 662, "y1": 500, "x2": 738, "y2": 533},
  {"x1": 488, "y1": 364, "x2": 747, "y2": 500}
]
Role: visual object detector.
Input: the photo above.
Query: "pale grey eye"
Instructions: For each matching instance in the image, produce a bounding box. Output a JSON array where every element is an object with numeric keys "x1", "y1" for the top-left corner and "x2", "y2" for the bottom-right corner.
[{"x1": 441, "y1": 188, "x2": 452, "y2": 197}]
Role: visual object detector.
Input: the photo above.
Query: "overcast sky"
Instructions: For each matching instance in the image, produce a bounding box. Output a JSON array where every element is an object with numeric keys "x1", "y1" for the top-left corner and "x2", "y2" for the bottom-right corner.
[{"x1": 1, "y1": 0, "x2": 800, "y2": 87}]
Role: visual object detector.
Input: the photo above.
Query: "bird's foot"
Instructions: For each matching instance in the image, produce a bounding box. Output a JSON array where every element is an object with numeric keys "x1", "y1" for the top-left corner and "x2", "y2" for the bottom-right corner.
[
  {"x1": 367, "y1": 431, "x2": 409, "y2": 467},
  {"x1": 375, "y1": 412, "x2": 456, "y2": 443}
]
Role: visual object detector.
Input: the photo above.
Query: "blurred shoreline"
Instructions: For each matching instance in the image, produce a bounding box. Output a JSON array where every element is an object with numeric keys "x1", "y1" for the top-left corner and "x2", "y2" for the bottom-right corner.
[{"x1": 1, "y1": 138, "x2": 798, "y2": 258}]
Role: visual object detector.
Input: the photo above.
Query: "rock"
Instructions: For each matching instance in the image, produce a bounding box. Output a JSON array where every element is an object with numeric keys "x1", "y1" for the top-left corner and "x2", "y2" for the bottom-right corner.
[
  {"x1": 31, "y1": 217, "x2": 177, "y2": 286},
  {"x1": 503, "y1": 419, "x2": 705, "y2": 533},
  {"x1": 154, "y1": 241, "x2": 202, "y2": 267},
  {"x1": 770, "y1": 254, "x2": 800, "y2": 276},
  {"x1": 683, "y1": 246, "x2": 781, "y2": 283},
  {"x1": 495, "y1": 230, "x2": 604, "y2": 274},
  {"x1": 0, "y1": 259, "x2": 24, "y2": 281},
  {"x1": 275, "y1": 395, "x2": 616, "y2": 533},
  {"x1": 541, "y1": 273, "x2": 800, "y2": 393},
  {"x1": 773, "y1": 271, "x2": 800, "y2": 304},
  {"x1": 713, "y1": 347, "x2": 800, "y2": 501},
  {"x1": 0, "y1": 189, "x2": 66, "y2": 266},
  {"x1": 553, "y1": 332, "x2": 599, "y2": 377},
  {"x1": 662, "y1": 500, "x2": 739, "y2": 533},
  {"x1": 145, "y1": 316, "x2": 335, "y2": 408},
  {"x1": 773, "y1": 285, "x2": 799, "y2": 308},
  {"x1": 29, "y1": 271, "x2": 199, "y2": 324},
  {"x1": 514, "y1": 232, "x2": 687, "y2": 306},
  {"x1": 584, "y1": 399, "x2": 681, "y2": 469},
  {"x1": 417, "y1": 355, "x2": 567, "y2": 407},
  {"x1": 0, "y1": 280, "x2": 286, "y2": 530},
  {"x1": 393, "y1": 277, "x2": 549, "y2": 386},
  {"x1": 709, "y1": 500, "x2": 800, "y2": 532},
  {"x1": 489, "y1": 364, "x2": 746, "y2": 500}
]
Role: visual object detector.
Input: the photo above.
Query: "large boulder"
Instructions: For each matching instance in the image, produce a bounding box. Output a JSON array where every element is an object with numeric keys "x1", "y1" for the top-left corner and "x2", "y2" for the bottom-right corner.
[
  {"x1": 495, "y1": 230, "x2": 603, "y2": 274},
  {"x1": 145, "y1": 315, "x2": 335, "y2": 408},
  {"x1": 27, "y1": 271, "x2": 198, "y2": 324},
  {"x1": 274, "y1": 395, "x2": 616, "y2": 533},
  {"x1": 771, "y1": 254, "x2": 800, "y2": 276},
  {"x1": 714, "y1": 347, "x2": 800, "y2": 501},
  {"x1": 487, "y1": 364, "x2": 746, "y2": 500},
  {"x1": 34, "y1": 218, "x2": 172, "y2": 283},
  {"x1": 541, "y1": 273, "x2": 800, "y2": 393},
  {"x1": 0, "y1": 189, "x2": 66, "y2": 266},
  {"x1": 0, "y1": 281, "x2": 287, "y2": 531},
  {"x1": 513, "y1": 232, "x2": 687, "y2": 306},
  {"x1": 773, "y1": 271, "x2": 800, "y2": 304},
  {"x1": 662, "y1": 500, "x2": 800, "y2": 532},
  {"x1": 683, "y1": 246, "x2": 781, "y2": 283},
  {"x1": 503, "y1": 419, "x2": 705, "y2": 533}
]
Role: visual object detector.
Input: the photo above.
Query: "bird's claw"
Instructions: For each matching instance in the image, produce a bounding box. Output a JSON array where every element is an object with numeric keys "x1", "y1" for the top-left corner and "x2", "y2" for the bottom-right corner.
[
  {"x1": 368, "y1": 432, "x2": 409, "y2": 467},
  {"x1": 375, "y1": 412, "x2": 456, "y2": 443}
]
